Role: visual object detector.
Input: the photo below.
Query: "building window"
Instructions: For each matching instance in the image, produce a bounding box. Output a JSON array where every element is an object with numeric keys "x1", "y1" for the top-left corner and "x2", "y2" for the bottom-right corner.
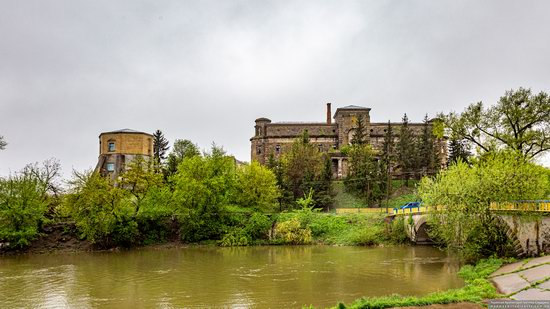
[
  {"x1": 318, "y1": 144, "x2": 323, "y2": 151},
  {"x1": 257, "y1": 146, "x2": 262, "y2": 154},
  {"x1": 106, "y1": 163, "x2": 115, "y2": 172},
  {"x1": 275, "y1": 145, "x2": 281, "y2": 154},
  {"x1": 108, "y1": 142, "x2": 116, "y2": 152}
]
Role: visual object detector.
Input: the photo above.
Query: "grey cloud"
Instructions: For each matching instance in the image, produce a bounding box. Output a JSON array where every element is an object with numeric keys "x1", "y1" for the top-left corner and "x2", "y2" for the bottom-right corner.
[{"x1": 1, "y1": 0, "x2": 549, "y2": 177}]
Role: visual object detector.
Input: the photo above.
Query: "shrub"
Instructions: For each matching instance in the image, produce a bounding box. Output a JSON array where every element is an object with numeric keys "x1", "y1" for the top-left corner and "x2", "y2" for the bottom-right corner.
[{"x1": 275, "y1": 218, "x2": 312, "y2": 244}]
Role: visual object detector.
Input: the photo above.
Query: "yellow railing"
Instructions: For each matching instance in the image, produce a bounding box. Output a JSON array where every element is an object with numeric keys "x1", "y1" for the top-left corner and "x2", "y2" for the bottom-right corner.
[
  {"x1": 490, "y1": 201, "x2": 550, "y2": 212},
  {"x1": 336, "y1": 201, "x2": 550, "y2": 216},
  {"x1": 336, "y1": 208, "x2": 390, "y2": 214}
]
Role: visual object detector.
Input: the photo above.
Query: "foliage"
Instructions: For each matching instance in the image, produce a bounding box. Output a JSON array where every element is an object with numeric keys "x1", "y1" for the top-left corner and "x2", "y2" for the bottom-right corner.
[
  {"x1": 345, "y1": 144, "x2": 384, "y2": 205},
  {"x1": 234, "y1": 161, "x2": 280, "y2": 212},
  {"x1": 448, "y1": 137, "x2": 471, "y2": 166},
  {"x1": 63, "y1": 171, "x2": 138, "y2": 246},
  {"x1": 171, "y1": 146, "x2": 237, "y2": 242},
  {"x1": 165, "y1": 139, "x2": 200, "y2": 177},
  {"x1": 419, "y1": 151, "x2": 550, "y2": 261},
  {"x1": 351, "y1": 115, "x2": 367, "y2": 145},
  {"x1": 0, "y1": 168, "x2": 51, "y2": 247},
  {"x1": 274, "y1": 217, "x2": 312, "y2": 245},
  {"x1": 0, "y1": 135, "x2": 6, "y2": 150},
  {"x1": 153, "y1": 129, "x2": 170, "y2": 167},
  {"x1": 120, "y1": 156, "x2": 164, "y2": 216},
  {"x1": 336, "y1": 258, "x2": 504, "y2": 309},
  {"x1": 278, "y1": 130, "x2": 333, "y2": 210},
  {"x1": 397, "y1": 113, "x2": 416, "y2": 186},
  {"x1": 443, "y1": 87, "x2": 550, "y2": 159},
  {"x1": 416, "y1": 114, "x2": 440, "y2": 176}
]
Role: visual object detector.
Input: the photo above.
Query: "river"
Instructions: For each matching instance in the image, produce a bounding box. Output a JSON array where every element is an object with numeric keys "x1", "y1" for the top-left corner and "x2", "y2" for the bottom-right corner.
[{"x1": 0, "y1": 245, "x2": 463, "y2": 308}]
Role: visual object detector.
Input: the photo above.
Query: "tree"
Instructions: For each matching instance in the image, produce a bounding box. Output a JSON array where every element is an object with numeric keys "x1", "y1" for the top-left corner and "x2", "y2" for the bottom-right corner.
[
  {"x1": 234, "y1": 161, "x2": 280, "y2": 212},
  {"x1": 397, "y1": 114, "x2": 416, "y2": 186},
  {"x1": 444, "y1": 88, "x2": 550, "y2": 159},
  {"x1": 119, "y1": 156, "x2": 163, "y2": 216},
  {"x1": 165, "y1": 139, "x2": 200, "y2": 177},
  {"x1": 63, "y1": 171, "x2": 137, "y2": 246},
  {"x1": 153, "y1": 130, "x2": 170, "y2": 168},
  {"x1": 0, "y1": 168, "x2": 50, "y2": 247},
  {"x1": 345, "y1": 144, "x2": 383, "y2": 205},
  {"x1": 280, "y1": 130, "x2": 331, "y2": 209},
  {"x1": 171, "y1": 145, "x2": 237, "y2": 242},
  {"x1": 417, "y1": 114, "x2": 438, "y2": 176},
  {"x1": 448, "y1": 136, "x2": 471, "y2": 166},
  {"x1": 381, "y1": 121, "x2": 395, "y2": 205},
  {"x1": 419, "y1": 151, "x2": 550, "y2": 261},
  {"x1": 351, "y1": 115, "x2": 367, "y2": 145},
  {"x1": 0, "y1": 135, "x2": 6, "y2": 150}
]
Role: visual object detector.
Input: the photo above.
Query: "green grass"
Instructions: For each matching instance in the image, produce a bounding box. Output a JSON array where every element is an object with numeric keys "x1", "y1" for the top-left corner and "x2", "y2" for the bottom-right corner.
[
  {"x1": 332, "y1": 181, "x2": 367, "y2": 208},
  {"x1": 332, "y1": 180, "x2": 420, "y2": 210},
  {"x1": 276, "y1": 209, "x2": 395, "y2": 246},
  {"x1": 331, "y1": 258, "x2": 504, "y2": 309}
]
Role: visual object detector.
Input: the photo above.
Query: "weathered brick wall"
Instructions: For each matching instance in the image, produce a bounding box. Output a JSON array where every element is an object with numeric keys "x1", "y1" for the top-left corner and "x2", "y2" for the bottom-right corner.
[{"x1": 99, "y1": 133, "x2": 153, "y2": 156}]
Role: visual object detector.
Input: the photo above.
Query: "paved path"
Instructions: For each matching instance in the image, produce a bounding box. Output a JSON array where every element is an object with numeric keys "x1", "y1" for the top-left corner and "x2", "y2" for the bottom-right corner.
[{"x1": 491, "y1": 256, "x2": 550, "y2": 300}]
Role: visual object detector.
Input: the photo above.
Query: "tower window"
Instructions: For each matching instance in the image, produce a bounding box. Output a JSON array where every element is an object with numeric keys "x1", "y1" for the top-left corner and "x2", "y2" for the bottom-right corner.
[
  {"x1": 108, "y1": 142, "x2": 116, "y2": 152},
  {"x1": 106, "y1": 163, "x2": 115, "y2": 172},
  {"x1": 257, "y1": 146, "x2": 262, "y2": 154}
]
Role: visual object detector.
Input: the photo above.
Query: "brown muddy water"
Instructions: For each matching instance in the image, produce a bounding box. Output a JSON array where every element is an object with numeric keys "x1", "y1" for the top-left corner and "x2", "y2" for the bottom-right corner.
[{"x1": 0, "y1": 246, "x2": 463, "y2": 308}]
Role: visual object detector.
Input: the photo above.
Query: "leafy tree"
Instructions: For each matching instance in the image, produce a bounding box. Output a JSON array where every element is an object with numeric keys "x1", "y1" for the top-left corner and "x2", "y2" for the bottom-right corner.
[
  {"x1": 234, "y1": 161, "x2": 280, "y2": 212},
  {"x1": 63, "y1": 171, "x2": 137, "y2": 246},
  {"x1": 119, "y1": 156, "x2": 163, "y2": 216},
  {"x1": 397, "y1": 114, "x2": 416, "y2": 186},
  {"x1": 444, "y1": 88, "x2": 550, "y2": 159},
  {"x1": 0, "y1": 169, "x2": 49, "y2": 247},
  {"x1": 171, "y1": 145, "x2": 236, "y2": 242},
  {"x1": 280, "y1": 130, "x2": 332, "y2": 209},
  {"x1": 351, "y1": 115, "x2": 367, "y2": 145},
  {"x1": 165, "y1": 139, "x2": 200, "y2": 177},
  {"x1": 153, "y1": 129, "x2": 170, "y2": 167},
  {"x1": 419, "y1": 151, "x2": 550, "y2": 261},
  {"x1": 0, "y1": 135, "x2": 6, "y2": 150}
]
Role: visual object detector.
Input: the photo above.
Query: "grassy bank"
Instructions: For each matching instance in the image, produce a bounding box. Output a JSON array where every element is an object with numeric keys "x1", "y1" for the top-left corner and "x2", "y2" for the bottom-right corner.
[{"x1": 331, "y1": 258, "x2": 505, "y2": 309}]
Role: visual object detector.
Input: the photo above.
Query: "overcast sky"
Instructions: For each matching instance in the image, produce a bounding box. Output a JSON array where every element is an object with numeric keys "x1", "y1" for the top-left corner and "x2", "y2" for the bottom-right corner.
[{"x1": 1, "y1": 0, "x2": 549, "y2": 178}]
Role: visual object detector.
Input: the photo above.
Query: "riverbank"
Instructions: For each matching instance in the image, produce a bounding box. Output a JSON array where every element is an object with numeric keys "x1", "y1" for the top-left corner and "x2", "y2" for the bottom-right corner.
[
  {"x1": 0, "y1": 211, "x2": 409, "y2": 256},
  {"x1": 332, "y1": 258, "x2": 505, "y2": 309},
  {"x1": 490, "y1": 255, "x2": 550, "y2": 300}
]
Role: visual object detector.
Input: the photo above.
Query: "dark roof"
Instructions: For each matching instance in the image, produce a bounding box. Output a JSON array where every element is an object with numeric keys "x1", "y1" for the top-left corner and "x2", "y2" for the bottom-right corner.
[
  {"x1": 335, "y1": 105, "x2": 371, "y2": 113},
  {"x1": 100, "y1": 128, "x2": 153, "y2": 136},
  {"x1": 339, "y1": 105, "x2": 370, "y2": 110}
]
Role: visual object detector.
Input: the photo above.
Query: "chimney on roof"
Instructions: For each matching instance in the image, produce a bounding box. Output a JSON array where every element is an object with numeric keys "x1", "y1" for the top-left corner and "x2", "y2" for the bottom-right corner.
[{"x1": 326, "y1": 103, "x2": 332, "y2": 124}]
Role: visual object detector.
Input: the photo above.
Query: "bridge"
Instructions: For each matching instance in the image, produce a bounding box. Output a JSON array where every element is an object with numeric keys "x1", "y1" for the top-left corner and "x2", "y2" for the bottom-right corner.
[{"x1": 387, "y1": 201, "x2": 550, "y2": 256}]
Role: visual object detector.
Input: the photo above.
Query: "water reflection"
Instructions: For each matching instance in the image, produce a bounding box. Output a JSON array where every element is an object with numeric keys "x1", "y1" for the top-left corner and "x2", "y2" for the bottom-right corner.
[{"x1": 0, "y1": 246, "x2": 463, "y2": 308}]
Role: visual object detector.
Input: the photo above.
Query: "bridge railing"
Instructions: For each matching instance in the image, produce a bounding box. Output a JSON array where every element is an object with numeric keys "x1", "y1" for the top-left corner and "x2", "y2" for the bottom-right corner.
[
  {"x1": 490, "y1": 200, "x2": 550, "y2": 212},
  {"x1": 335, "y1": 208, "x2": 390, "y2": 214}
]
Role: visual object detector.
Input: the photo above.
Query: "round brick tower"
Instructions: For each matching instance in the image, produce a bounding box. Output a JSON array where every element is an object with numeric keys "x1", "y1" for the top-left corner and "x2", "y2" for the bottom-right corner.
[{"x1": 95, "y1": 129, "x2": 153, "y2": 179}]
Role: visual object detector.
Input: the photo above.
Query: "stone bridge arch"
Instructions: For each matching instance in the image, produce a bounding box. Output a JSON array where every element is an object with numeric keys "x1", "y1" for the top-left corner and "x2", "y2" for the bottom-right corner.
[{"x1": 397, "y1": 212, "x2": 548, "y2": 257}]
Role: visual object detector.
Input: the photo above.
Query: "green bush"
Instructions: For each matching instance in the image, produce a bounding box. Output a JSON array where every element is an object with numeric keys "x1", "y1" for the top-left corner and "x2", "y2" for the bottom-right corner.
[
  {"x1": 275, "y1": 218, "x2": 312, "y2": 244},
  {"x1": 219, "y1": 227, "x2": 251, "y2": 246}
]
